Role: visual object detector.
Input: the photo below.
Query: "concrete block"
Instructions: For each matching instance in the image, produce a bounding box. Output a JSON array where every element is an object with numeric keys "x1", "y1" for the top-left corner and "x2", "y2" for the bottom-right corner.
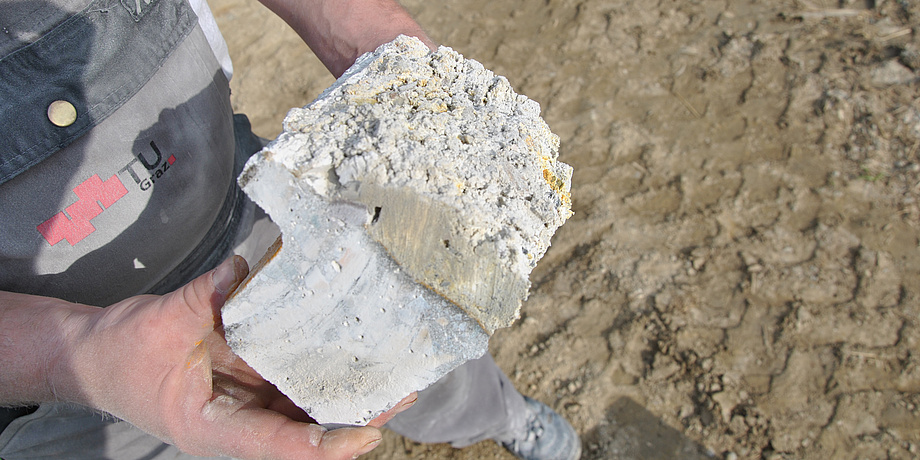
[{"x1": 221, "y1": 35, "x2": 572, "y2": 426}]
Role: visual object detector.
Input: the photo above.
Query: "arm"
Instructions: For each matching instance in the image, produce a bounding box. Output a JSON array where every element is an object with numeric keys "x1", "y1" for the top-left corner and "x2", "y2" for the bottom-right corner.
[
  {"x1": 256, "y1": 0, "x2": 436, "y2": 77},
  {"x1": 0, "y1": 257, "x2": 414, "y2": 460},
  {"x1": 0, "y1": 291, "x2": 91, "y2": 405}
]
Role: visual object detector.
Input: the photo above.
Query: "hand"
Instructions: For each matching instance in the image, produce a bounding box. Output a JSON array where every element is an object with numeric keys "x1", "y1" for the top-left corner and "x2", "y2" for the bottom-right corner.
[
  {"x1": 256, "y1": 0, "x2": 437, "y2": 77},
  {"x1": 51, "y1": 256, "x2": 415, "y2": 459}
]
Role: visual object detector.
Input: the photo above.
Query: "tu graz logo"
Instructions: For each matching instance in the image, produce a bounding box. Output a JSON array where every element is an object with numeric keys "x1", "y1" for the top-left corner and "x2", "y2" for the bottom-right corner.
[{"x1": 37, "y1": 141, "x2": 177, "y2": 246}]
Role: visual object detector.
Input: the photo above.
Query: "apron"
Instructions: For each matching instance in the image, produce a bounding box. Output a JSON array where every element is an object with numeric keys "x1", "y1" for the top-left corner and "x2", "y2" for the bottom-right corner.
[{"x1": 0, "y1": 0, "x2": 255, "y2": 306}]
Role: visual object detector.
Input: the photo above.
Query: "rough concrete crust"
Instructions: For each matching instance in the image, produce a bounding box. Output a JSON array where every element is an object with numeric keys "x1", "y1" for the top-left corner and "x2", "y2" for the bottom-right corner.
[
  {"x1": 224, "y1": 157, "x2": 490, "y2": 425},
  {"x1": 224, "y1": 35, "x2": 571, "y2": 425},
  {"x1": 265, "y1": 35, "x2": 573, "y2": 333}
]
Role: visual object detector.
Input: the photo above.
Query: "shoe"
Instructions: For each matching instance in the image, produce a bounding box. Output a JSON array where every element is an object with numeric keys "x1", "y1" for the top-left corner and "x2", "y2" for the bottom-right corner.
[{"x1": 494, "y1": 396, "x2": 582, "y2": 460}]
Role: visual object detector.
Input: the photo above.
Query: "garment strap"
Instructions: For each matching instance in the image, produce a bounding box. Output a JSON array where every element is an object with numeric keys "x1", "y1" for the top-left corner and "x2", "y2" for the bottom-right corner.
[{"x1": 0, "y1": 0, "x2": 197, "y2": 185}]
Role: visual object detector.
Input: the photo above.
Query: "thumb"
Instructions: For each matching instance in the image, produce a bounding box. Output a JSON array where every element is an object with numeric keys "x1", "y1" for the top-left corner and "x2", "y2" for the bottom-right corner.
[
  {"x1": 174, "y1": 255, "x2": 250, "y2": 329},
  {"x1": 210, "y1": 255, "x2": 250, "y2": 304}
]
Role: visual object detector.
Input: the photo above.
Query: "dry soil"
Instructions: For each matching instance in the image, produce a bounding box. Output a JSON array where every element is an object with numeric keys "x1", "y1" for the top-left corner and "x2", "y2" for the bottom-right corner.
[{"x1": 210, "y1": 0, "x2": 920, "y2": 458}]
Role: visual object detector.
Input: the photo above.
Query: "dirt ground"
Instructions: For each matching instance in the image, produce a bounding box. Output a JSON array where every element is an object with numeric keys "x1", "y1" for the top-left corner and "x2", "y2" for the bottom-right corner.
[{"x1": 210, "y1": 0, "x2": 920, "y2": 458}]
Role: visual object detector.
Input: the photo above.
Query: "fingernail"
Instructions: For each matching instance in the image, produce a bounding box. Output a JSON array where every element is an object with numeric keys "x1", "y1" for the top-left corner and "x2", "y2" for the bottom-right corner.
[
  {"x1": 212, "y1": 257, "x2": 241, "y2": 294},
  {"x1": 394, "y1": 394, "x2": 418, "y2": 414},
  {"x1": 306, "y1": 425, "x2": 327, "y2": 447},
  {"x1": 353, "y1": 437, "x2": 382, "y2": 458}
]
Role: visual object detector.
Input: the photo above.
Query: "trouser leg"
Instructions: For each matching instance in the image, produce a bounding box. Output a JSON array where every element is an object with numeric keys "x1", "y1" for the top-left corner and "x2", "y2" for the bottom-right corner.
[
  {"x1": 385, "y1": 352, "x2": 529, "y2": 448},
  {"x1": 0, "y1": 403, "x2": 229, "y2": 460}
]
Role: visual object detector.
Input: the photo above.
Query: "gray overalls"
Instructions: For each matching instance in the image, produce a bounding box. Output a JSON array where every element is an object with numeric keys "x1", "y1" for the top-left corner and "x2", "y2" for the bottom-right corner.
[{"x1": 0, "y1": 0, "x2": 526, "y2": 456}]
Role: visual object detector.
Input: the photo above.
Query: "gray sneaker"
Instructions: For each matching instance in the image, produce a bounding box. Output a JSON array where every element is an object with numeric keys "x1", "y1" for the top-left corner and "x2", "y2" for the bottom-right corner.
[{"x1": 494, "y1": 396, "x2": 582, "y2": 460}]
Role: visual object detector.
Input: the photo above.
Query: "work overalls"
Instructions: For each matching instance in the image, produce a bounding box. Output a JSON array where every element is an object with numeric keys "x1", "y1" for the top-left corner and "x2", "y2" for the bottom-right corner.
[{"x1": 0, "y1": 0, "x2": 526, "y2": 455}]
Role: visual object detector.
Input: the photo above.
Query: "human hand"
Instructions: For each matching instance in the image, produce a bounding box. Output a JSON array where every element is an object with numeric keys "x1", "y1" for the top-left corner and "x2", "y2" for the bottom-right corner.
[
  {"x1": 51, "y1": 256, "x2": 414, "y2": 459},
  {"x1": 257, "y1": 0, "x2": 437, "y2": 77}
]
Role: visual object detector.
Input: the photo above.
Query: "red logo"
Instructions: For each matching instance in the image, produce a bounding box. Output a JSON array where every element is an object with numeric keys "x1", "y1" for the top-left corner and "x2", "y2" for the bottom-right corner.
[{"x1": 37, "y1": 174, "x2": 128, "y2": 246}]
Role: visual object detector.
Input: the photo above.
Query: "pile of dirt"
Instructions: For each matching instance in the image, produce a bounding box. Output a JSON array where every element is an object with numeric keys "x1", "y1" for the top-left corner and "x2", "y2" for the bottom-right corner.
[{"x1": 212, "y1": 0, "x2": 920, "y2": 458}]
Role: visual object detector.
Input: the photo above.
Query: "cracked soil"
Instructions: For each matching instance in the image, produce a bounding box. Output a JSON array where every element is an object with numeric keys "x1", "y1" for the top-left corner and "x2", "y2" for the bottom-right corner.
[{"x1": 212, "y1": 0, "x2": 920, "y2": 458}]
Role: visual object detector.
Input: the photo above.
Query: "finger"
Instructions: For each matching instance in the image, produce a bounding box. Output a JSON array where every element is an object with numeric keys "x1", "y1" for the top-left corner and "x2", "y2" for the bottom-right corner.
[
  {"x1": 265, "y1": 392, "x2": 317, "y2": 424},
  {"x1": 191, "y1": 402, "x2": 382, "y2": 460},
  {"x1": 320, "y1": 426, "x2": 384, "y2": 459},
  {"x1": 209, "y1": 255, "x2": 250, "y2": 312},
  {"x1": 171, "y1": 256, "x2": 249, "y2": 330},
  {"x1": 367, "y1": 392, "x2": 418, "y2": 428},
  {"x1": 202, "y1": 333, "x2": 311, "y2": 423}
]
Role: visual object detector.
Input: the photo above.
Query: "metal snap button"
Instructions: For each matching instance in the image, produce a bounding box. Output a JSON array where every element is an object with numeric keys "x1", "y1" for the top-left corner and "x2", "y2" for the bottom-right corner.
[{"x1": 47, "y1": 100, "x2": 77, "y2": 127}]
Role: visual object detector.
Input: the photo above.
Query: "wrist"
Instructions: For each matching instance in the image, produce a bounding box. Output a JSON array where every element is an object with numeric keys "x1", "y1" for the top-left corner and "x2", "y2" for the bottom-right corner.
[
  {"x1": 0, "y1": 292, "x2": 97, "y2": 406},
  {"x1": 338, "y1": 2, "x2": 436, "y2": 70},
  {"x1": 44, "y1": 303, "x2": 98, "y2": 407},
  {"x1": 259, "y1": 0, "x2": 435, "y2": 77}
]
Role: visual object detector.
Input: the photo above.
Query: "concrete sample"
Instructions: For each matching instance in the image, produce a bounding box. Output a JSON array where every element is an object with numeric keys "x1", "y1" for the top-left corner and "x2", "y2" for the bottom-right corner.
[{"x1": 221, "y1": 35, "x2": 572, "y2": 425}]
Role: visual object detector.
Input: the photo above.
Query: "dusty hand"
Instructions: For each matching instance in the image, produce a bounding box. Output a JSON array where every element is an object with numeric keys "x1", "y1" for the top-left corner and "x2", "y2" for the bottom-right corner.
[{"x1": 52, "y1": 256, "x2": 413, "y2": 459}]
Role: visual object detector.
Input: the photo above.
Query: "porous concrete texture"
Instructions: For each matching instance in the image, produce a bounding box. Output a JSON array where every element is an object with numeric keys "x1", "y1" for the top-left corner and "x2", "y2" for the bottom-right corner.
[
  {"x1": 271, "y1": 35, "x2": 572, "y2": 333},
  {"x1": 222, "y1": 35, "x2": 571, "y2": 425}
]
